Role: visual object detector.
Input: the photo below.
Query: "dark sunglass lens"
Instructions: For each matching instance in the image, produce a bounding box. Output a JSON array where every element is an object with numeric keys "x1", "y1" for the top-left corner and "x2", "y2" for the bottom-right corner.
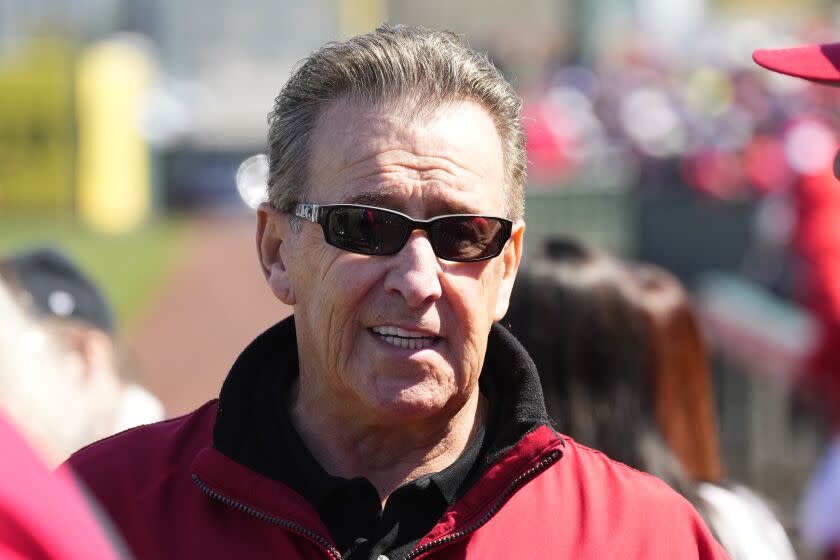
[
  {"x1": 327, "y1": 207, "x2": 406, "y2": 254},
  {"x1": 432, "y1": 217, "x2": 505, "y2": 260}
]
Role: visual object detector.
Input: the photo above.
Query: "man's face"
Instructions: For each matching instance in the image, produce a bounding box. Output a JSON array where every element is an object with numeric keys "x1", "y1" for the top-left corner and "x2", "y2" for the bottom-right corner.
[{"x1": 258, "y1": 98, "x2": 524, "y2": 423}]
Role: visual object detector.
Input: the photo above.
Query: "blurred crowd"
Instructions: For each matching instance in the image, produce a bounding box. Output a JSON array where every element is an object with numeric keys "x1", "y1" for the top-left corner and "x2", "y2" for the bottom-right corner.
[{"x1": 522, "y1": 34, "x2": 840, "y2": 203}]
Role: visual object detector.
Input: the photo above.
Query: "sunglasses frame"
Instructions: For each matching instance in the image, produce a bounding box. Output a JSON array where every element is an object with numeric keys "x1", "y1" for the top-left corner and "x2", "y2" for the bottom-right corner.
[{"x1": 293, "y1": 203, "x2": 513, "y2": 262}]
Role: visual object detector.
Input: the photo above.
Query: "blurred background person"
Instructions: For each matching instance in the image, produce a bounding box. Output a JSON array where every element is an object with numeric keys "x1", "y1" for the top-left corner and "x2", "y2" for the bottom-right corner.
[
  {"x1": 753, "y1": 41, "x2": 840, "y2": 560},
  {"x1": 506, "y1": 238, "x2": 795, "y2": 560},
  {"x1": 0, "y1": 272, "x2": 124, "y2": 559},
  {"x1": 0, "y1": 247, "x2": 163, "y2": 466},
  {"x1": 633, "y1": 261, "x2": 796, "y2": 560}
]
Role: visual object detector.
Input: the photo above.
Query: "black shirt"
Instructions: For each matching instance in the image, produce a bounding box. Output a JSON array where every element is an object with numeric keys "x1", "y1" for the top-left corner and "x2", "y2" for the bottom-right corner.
[
  {"x1": 273, "y1": 387, "x2": 492, "y2": 559},
  {"x1": 274, "y1": 384, "x2": 486, "y2": 560}
]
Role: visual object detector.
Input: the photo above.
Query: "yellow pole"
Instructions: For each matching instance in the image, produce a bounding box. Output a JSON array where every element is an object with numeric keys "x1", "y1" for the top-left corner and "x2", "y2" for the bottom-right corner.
[
  {"x1": 337, "y1": 0, "x2": 387, "y2": 38},
  {"x1": 76, "y1": 39, "x2": 154, "y2": 234}
]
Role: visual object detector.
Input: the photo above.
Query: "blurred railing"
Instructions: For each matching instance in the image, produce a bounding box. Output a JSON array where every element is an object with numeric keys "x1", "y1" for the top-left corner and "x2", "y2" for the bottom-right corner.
[{"x1": 524, "y1": 187, "x2": 638, "y2": 257}]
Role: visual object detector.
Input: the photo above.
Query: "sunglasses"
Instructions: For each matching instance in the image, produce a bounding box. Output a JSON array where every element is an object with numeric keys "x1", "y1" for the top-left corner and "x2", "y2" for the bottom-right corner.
[{"x1": 294, "y1": 203, "x2": 513, "y2": 262}]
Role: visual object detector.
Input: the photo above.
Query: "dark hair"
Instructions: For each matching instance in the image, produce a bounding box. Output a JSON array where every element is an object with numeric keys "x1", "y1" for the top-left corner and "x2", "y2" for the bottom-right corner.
[
  {"x1": 506, "y1": 238, "x2": 721, "y2": 495},
  {"x1": 507, "y1": 240, "x2": 656, "y2": 470}
]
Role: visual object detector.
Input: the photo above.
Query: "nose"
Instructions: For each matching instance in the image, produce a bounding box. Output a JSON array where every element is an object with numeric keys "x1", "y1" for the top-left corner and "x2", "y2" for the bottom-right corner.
[{"x1": 383, "y1": 231, "x2": 443, "y2": 308}]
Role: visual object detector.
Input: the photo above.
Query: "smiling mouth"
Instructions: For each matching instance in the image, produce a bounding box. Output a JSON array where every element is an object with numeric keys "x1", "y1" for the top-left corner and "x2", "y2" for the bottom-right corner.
[{"x1": 369, "y1": 326, "x2": 440, "y2": 350}]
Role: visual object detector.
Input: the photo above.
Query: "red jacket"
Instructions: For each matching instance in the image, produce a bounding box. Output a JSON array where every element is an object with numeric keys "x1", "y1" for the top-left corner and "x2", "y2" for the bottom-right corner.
[
  {"x1": 68, "y1": 320, "x2": 727, "y2": 559},
  {"x1": 68, "y1": 402, "x2": 725, "y2": 559}
]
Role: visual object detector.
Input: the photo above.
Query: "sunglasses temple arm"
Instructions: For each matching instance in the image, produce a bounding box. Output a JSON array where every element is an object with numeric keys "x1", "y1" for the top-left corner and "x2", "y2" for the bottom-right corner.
[{"x1": 295, "y1": 203, "x2": 321, "y2": 223}]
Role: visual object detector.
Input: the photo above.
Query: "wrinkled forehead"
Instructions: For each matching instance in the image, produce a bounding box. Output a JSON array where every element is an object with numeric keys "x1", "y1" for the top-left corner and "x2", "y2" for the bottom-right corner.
[
  {"x1": 306, "y1": 97, "x2": 507, "y2": 213},
  {"x1": 310, "y1": 95, "x2": 502, "y2": 159}
]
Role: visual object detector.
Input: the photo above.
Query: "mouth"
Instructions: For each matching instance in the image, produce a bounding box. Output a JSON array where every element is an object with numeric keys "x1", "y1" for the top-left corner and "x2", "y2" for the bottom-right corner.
[{"x1": 369, "y1": 325, "x2": 441, "y2": 351}]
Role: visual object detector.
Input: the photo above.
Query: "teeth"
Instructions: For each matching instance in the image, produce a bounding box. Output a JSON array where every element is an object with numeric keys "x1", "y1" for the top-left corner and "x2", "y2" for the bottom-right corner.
[
  {"x1": 381, "y1": 335, "x2": 435, "y2": 350},
  {"x1": 371, "y1": 326, "x2": 430, "y2": 338},
  {"x1": 371, "y1": 326, "x2": 438, "y2": 350}
]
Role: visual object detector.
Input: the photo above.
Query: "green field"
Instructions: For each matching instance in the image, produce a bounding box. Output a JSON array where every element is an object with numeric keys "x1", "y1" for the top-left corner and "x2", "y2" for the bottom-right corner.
[{"x1": 0, "y1": 214, "x2": 188, "y2": 332}]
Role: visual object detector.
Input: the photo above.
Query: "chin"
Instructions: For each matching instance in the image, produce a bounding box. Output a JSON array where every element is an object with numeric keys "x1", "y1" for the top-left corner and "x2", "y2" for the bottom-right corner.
[{"x1": 363, "y1": 382, "x2": 461, "y2": 422}]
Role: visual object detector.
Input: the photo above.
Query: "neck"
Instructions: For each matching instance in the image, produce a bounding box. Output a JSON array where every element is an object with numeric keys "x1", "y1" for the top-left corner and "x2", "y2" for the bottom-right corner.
[{"x1": 289, "y1": 384, "x2": 486, "y2": 503}]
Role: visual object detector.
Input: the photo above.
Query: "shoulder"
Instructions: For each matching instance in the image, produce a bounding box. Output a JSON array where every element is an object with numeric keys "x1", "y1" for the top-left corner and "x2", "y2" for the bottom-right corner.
[
  {"x1": 557, "y1": 437, "x2": 688, "y2": 502},
  {"x1": 64, "y1": 402, "x2": 219, "y2": 558},
  {"x1": 546, "y1": 438, "x2": 727, "y2": 557},
  {"x1": 67, "y1": 400, "x2": 218, "y2": 490},
  {"x1": 473, "y1": 435, "x2": 727, "y2": 558}
]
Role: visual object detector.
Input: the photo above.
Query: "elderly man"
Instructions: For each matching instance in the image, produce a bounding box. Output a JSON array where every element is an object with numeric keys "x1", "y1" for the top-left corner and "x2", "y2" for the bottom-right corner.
[{"x1": 68, "y1": 25, "x2": 726, "y2": 559}]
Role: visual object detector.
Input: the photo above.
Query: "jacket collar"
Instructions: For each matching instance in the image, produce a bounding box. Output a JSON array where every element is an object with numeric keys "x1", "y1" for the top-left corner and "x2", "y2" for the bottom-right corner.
[{"x1": 196, "y1": 316, "x2": 563, "y2": 538}]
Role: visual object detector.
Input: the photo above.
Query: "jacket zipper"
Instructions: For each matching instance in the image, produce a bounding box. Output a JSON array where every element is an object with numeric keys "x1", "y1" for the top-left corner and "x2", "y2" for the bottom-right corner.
[
  {"x1": 193, "y1": 447, "x2": 561, "y2": 560},
  {"x1": 192, "y1": 473, "x2": 343, "y2": 560},
  {"x1": 401, "y1": 448, "x2": 562, "y2": 560}
]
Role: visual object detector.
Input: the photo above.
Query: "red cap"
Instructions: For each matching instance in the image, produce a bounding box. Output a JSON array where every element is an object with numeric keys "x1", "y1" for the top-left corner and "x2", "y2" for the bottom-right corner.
[{"x1": 753, "y1": 42, "x2": 840, "y2": 86}]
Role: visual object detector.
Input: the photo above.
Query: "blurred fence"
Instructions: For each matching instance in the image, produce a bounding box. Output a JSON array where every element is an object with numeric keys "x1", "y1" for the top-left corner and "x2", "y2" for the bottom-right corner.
[{"x1": 524, "y1": 187, "x2": 638, "y2": 256}]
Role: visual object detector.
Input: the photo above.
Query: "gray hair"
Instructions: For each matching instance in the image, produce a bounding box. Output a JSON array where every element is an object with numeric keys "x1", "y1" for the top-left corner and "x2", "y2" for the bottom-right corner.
[{"x1": 267, "y1": 24, "x2": 526, "y2": 221}]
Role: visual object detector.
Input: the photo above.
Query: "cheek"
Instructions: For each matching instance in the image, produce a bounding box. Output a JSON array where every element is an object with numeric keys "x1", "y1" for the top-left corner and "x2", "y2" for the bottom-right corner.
[
  {"x1": 297, "y1": 252, "x2": 382, "y2": 366},
  {"x1": 447, "y1": 261, "x2": 504, "y2": 323},
  {"x1": 442, "y1": 261, "x2": 502, "y2": 360},
  {"x1": 316, "y1": 257, "x2": 381, "y2": 319}
]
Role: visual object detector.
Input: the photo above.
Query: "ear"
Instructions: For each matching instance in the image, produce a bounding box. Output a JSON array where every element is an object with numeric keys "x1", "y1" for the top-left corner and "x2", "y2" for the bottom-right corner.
[
  {"x1": 493, "y1": 221, "x2": 525, "y2": 322},
  {"x1": 256, "y1": 203, "x2": 297, "y2": 305}
]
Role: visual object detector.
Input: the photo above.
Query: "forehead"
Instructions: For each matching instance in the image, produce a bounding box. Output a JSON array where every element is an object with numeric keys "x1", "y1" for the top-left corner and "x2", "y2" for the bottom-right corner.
[{"x1": 306, "y1": 97, "x2": 506, "y2": 215}]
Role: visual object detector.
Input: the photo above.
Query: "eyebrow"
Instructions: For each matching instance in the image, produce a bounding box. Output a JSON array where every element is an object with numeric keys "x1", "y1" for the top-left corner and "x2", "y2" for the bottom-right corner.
[
  {"x1": 345, "y1": 191, "x2": 393, "y2": 207},
  {"x1": 343, "y1": 190, "x2": 482, "y2": 216}
]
